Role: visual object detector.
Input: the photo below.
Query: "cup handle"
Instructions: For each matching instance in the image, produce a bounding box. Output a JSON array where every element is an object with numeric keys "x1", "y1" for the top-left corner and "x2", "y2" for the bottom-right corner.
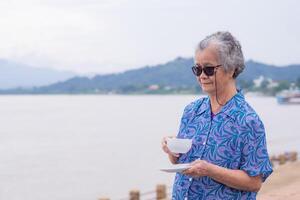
[{"x1": 166, "y1": 137, "x2": 172, "y2": 143}]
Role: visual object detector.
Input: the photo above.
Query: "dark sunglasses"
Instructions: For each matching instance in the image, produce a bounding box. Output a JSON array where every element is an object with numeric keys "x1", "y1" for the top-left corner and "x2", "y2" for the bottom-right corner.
[{"x1": 191, "y1": 64, "x2": 221, "y2": 76}]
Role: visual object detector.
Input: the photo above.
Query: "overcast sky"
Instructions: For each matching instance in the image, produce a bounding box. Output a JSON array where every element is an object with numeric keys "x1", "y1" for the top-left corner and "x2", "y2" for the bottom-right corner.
[{"x1": 0, "y1": 0, "x2": 299, "y2": 74}]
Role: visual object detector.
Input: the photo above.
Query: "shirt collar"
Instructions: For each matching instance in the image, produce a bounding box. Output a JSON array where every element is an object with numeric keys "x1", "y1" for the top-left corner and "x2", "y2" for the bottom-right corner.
[
  {"x1": 216, "y1": 91, "x2": 245, "y2": 120},
  {"x1": 196, "y1": 90, "x2": 245, "y2": 120}
]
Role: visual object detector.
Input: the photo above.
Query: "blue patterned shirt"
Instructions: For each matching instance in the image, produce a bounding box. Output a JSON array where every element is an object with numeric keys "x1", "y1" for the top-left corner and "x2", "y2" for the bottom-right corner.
[{"x1": 172, "y1": 92, "x2": 273, "y2": 200}]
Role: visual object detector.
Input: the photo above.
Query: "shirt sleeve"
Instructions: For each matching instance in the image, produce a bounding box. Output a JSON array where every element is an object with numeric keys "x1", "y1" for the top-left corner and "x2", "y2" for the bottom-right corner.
[
  {"x1": 176, "y1": 99, "x2": 203, "y2": 138},
  {"x1": 239, "y1": 114, "x2": 273, "y2": 182}
]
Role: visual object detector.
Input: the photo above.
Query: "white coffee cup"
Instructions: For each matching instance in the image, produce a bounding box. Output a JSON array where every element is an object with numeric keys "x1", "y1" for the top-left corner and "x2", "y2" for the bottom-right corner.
[{"x1": 166, "y1": 138, "x2": 192, "y2": 154}]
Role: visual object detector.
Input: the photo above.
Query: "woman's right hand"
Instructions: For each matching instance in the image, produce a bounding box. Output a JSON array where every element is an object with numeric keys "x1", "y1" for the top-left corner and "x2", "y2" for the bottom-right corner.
[{"x1": 161, "y1": 136, "x2": 180, "y2": 158}]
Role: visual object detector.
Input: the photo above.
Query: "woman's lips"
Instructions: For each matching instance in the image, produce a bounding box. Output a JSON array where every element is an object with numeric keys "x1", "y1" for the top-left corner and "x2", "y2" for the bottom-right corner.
[{"x1": 201, "y1": 82, "x2": 213, "y2": 85}]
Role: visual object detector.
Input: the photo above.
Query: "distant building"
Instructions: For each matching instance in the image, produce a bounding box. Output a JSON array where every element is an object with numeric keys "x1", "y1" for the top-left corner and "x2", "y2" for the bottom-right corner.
[
  {"x1": 164, "y1": 86, "x2": 172, "y2": 90},
  {"x1": 148, "y1": 84, "x2": 160, "y2": 91},
  {"x1": 253, "y1": 75, "x2": 279, "y2": 88},
  {"x1": 267, "y1": 80, "x2": 279, "y2": 88},
  {"x1": 253, "y1": 76, "x2": 265, "y2": 87}
]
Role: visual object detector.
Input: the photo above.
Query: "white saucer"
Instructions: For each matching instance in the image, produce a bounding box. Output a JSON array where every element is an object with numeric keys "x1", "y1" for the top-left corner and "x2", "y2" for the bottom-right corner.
[{"x1": 160, "y1": 163, "x2": 191, "y2": 173}]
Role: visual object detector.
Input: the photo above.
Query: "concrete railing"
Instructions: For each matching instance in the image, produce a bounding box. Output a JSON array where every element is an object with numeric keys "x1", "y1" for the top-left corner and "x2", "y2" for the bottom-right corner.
[
  {"x1": 99, "y1": 184, "x2": 170, "y2": 200},
  {"x1": 270, "y1": 151, "x2": 298, "y2": 165}
]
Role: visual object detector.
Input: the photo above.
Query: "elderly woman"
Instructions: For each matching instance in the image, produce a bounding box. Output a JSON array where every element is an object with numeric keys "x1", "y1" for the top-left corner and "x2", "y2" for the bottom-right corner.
[{"x1": 162, "y1": 31, "x2": 273, "y2": 200}]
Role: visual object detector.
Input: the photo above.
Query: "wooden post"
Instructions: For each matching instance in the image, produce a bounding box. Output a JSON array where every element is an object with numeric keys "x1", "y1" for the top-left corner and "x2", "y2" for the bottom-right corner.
[
  {"x1": 290, "y1": 151, "x2": 298, "y2": 162},
  {"x1": 130, "y1": 190, "x2": 140, "y2": 200},
  {"x1": 270, "y1": 155, "x2": 276, "y2": 166},
  {"x1": 278, "y1": 154, "x2": 286, "y2": 165},
  {"x1": 156, "y1": 184, "x2": 167, "y2": 200}
]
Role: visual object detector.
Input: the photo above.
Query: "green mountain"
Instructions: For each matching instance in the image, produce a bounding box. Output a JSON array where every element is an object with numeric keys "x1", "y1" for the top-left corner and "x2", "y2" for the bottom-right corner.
[
  {"x1": 2, "y1": 57, "x2": 300, "y2": 94},
  {"x1": 239, "y1": 60, "x2": 300, "y2": 81}
]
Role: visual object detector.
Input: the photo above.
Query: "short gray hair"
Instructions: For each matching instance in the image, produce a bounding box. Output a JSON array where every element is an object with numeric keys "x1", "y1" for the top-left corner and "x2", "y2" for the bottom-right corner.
[{"x1": 196, "y1": 31, "x2": 245, "y2": 78}]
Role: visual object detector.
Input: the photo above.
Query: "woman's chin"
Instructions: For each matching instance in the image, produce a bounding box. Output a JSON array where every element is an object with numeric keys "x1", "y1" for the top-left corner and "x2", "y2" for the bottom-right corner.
[{"x1": 201, "y1": 85, "x2": 215, "y2": 94}]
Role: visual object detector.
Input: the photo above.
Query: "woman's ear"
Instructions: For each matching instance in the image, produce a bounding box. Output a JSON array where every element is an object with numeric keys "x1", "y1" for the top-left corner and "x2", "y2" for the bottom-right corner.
[
  {"x1": 226, "y1": 69, "x2": 235, "y2": 78},
  {"x1": 232, "y1": 69, "x2": 238, "y2": 78}
]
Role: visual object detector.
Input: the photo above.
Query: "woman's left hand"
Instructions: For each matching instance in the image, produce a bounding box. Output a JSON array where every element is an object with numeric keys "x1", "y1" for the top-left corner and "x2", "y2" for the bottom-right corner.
[{"x1": 182, "y1": 159, "x2": 211, "y2": 178}]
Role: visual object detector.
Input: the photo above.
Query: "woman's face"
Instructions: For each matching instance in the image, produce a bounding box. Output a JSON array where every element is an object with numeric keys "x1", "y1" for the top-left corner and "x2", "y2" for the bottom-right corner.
[{"x1": 194, "y1": 46, "x2": 234, "y2": 95}]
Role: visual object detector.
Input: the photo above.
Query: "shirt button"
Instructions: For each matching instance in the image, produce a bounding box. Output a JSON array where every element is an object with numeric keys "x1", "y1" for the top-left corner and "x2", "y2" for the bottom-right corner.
[
  {"x1": 189, "y1": 178, "x2": 192, "y2": 181},
  {"x1": 203, "y1": 142, "x2": 206, "y2": 145},
  {"x1": 184, "y1": 197, "x2": 188, "y2": 200}
]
